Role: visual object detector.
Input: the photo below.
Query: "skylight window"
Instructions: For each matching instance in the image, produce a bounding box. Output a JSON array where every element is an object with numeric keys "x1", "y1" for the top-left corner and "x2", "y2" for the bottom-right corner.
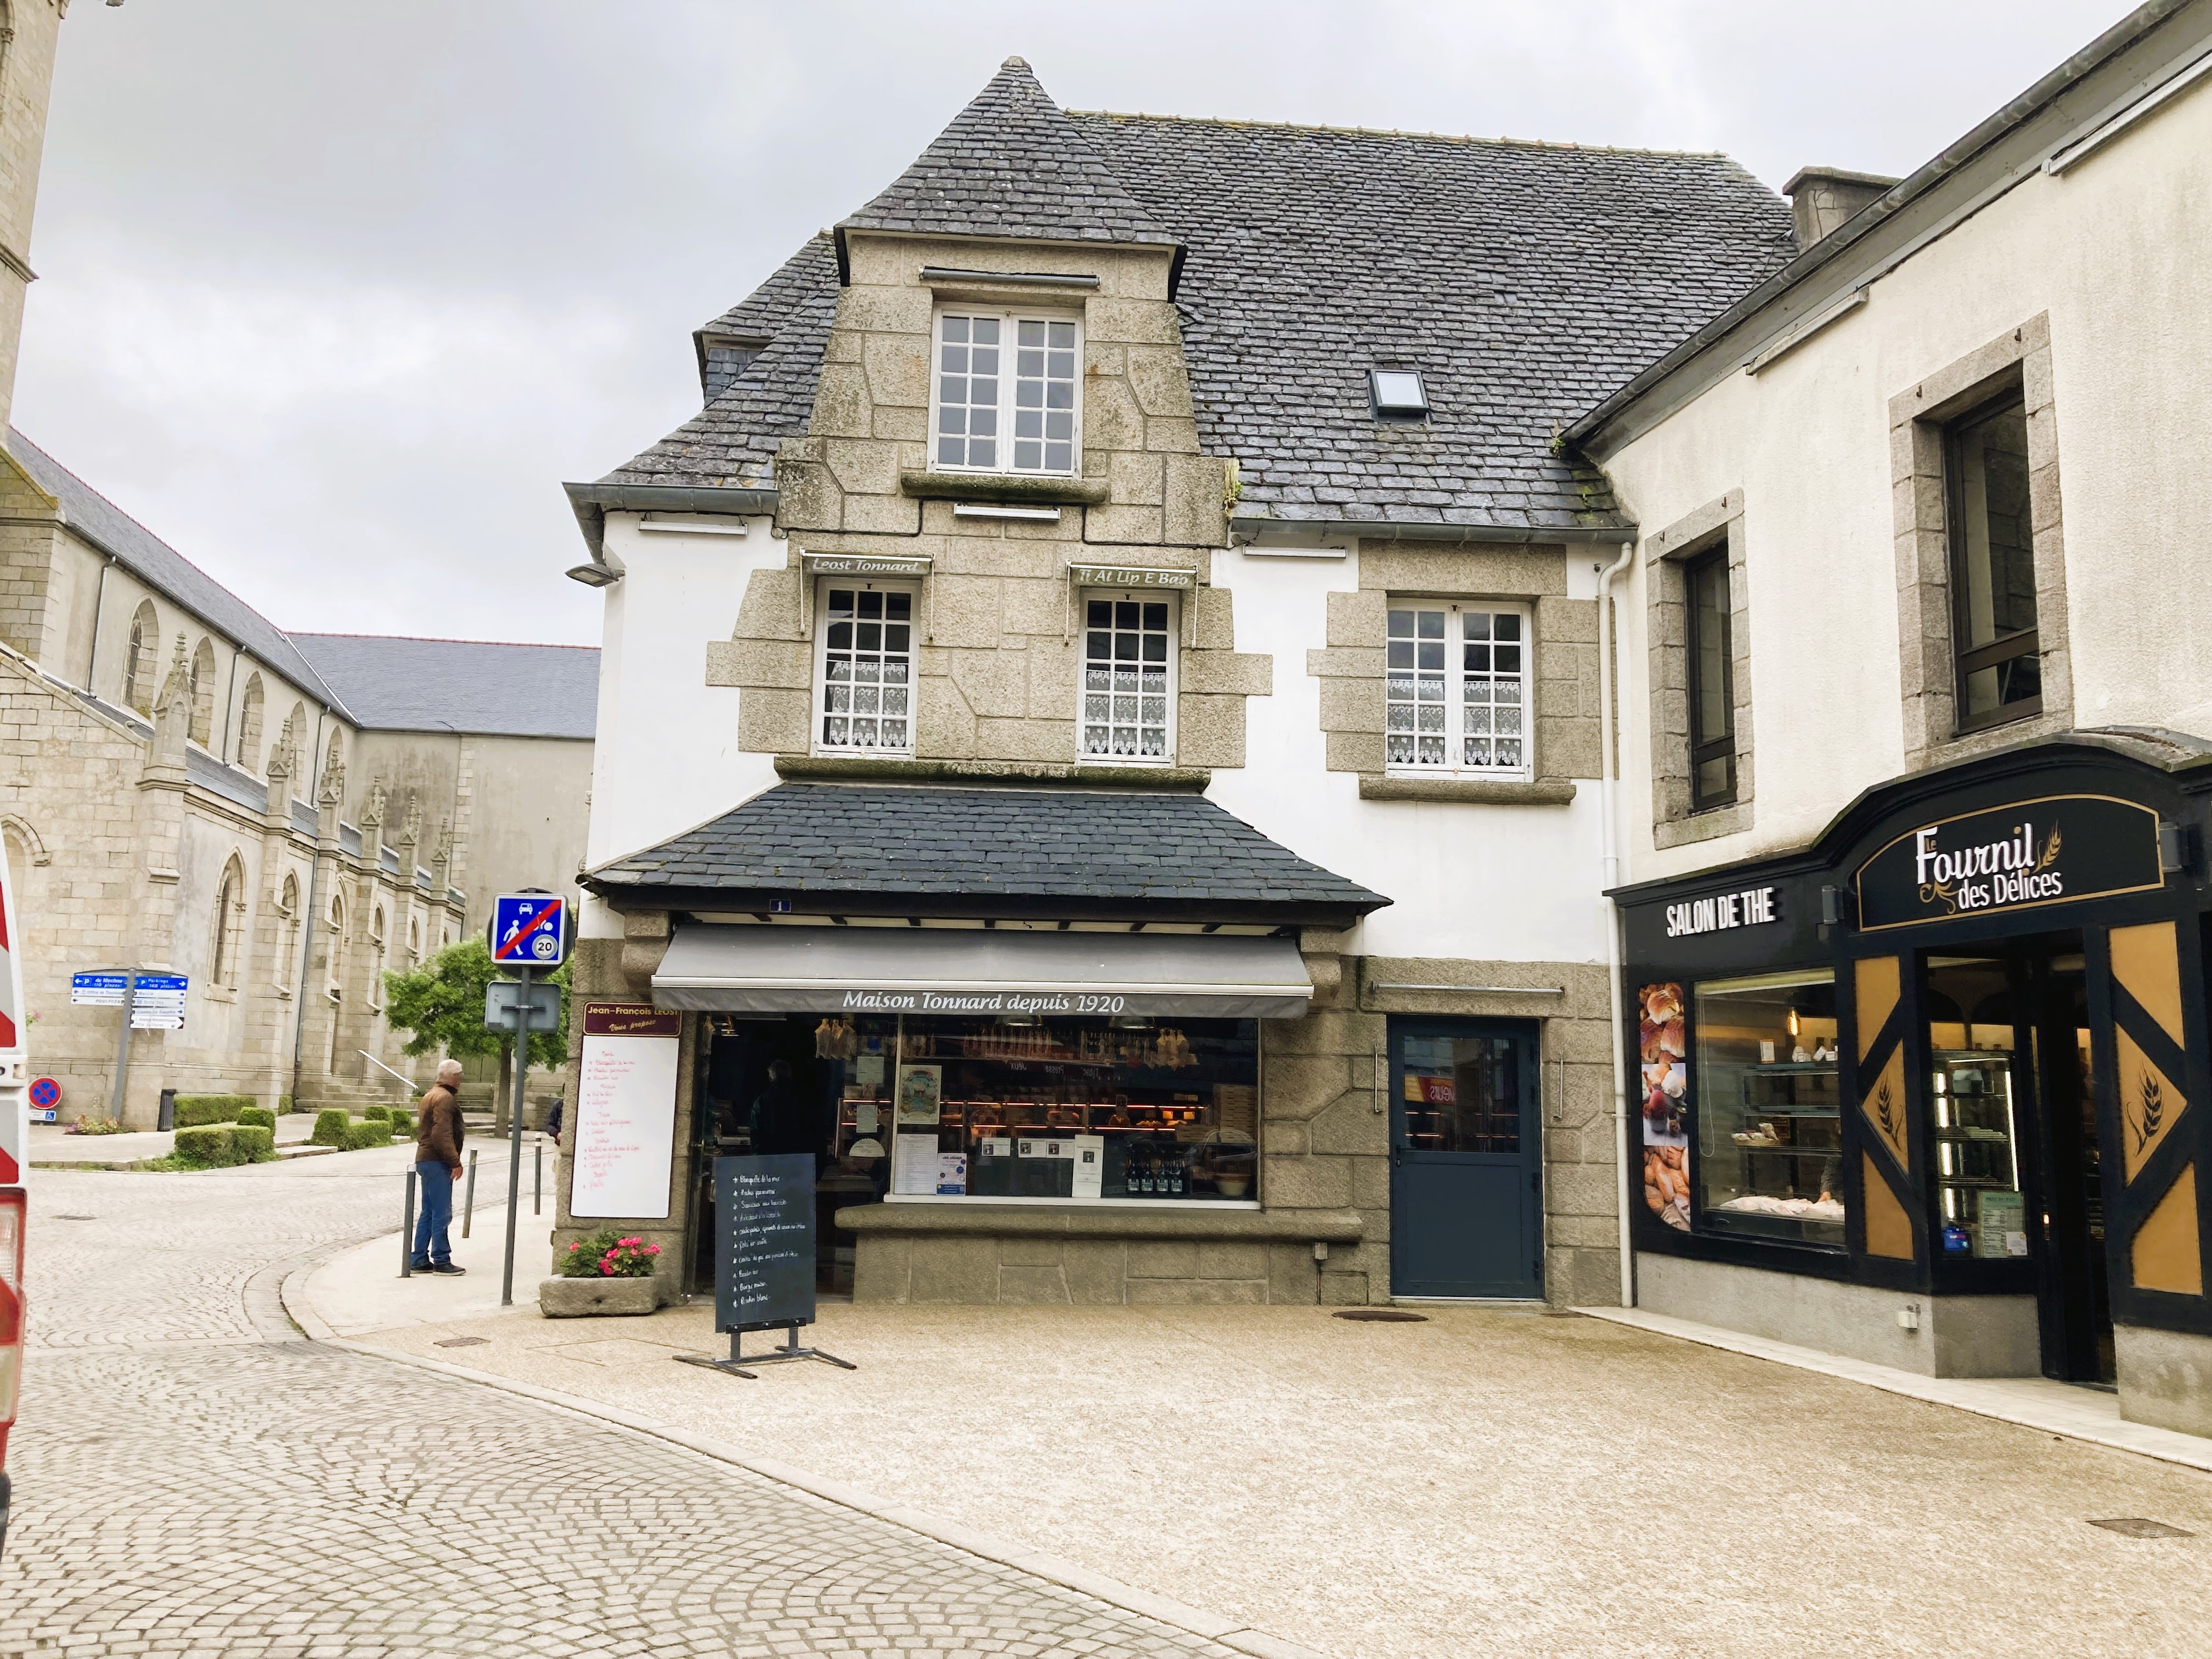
[{"x1": 1370, "y1": 369, "x2": 1430, "y2": 418}]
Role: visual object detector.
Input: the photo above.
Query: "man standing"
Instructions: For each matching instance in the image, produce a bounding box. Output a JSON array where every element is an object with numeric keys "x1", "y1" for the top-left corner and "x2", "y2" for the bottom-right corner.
[{"x1": 412, "y1": 1058, "x2": 467, "y2": 1275}]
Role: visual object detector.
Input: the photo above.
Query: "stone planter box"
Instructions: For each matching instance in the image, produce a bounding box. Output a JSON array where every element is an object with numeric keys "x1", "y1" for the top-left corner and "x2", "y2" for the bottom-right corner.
[{"x1": 539, "y1": 1275, "x2": 661, "y2": 1318}]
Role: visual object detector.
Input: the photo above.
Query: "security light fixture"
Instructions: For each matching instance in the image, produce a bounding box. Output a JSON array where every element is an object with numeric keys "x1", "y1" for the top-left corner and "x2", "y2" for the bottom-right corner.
[
  {"x1": 565, "y1": 561, "x2": 623, "y2": 588},
  {"x1": 1370, "y1": 368, "x2": 1430, "y2": 417}
]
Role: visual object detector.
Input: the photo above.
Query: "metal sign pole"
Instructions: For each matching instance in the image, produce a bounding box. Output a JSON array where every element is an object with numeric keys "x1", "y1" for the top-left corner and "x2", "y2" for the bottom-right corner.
[
  {"x1": 500, "y1": 962, "x2": 531, "y2": 1307},
  {"x1": 105, "y1": 968, "x2": 138, "y2": 1126}
]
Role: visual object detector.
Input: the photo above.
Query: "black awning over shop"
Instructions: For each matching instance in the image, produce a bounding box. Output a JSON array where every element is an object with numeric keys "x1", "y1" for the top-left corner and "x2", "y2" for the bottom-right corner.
[
  {"x1": 586, "y1": 779, "x2": 1390, "y2": 929},
  {"x1": 653, "y1": 923, "x2": 1314, "y2": 1018}
]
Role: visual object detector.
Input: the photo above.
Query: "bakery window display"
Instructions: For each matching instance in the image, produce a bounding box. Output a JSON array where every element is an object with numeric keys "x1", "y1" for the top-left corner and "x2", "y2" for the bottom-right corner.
[
  {"x1": 1637, "y1": 982, "x2": 1691, "y2": 1231},
  {"x1": 1690, "y1": 971, "x2": 1844, "y2": 1246},
  {"x1": 884, "y1": 1014, "x2": 1260, "y2": 1201}
]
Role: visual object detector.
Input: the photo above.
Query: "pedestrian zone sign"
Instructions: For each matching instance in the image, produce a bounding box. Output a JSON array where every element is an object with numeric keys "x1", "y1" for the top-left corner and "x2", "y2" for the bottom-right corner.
[{"x1": 492, "y1": 893, "x2": 567, "y2": 968}]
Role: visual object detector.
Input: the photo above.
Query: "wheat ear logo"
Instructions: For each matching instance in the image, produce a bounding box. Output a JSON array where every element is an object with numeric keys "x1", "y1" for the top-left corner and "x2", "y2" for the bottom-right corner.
[
  {"x1": 2131, "y1": 1069, "x2": 2165, "y2": 1158},
  {"x1": 1872, "y1": 1076, "x2": 1901, "y2": 1151}
]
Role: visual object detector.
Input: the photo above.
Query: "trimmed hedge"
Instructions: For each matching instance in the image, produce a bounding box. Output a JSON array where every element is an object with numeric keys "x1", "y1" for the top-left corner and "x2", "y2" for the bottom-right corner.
[
  {"x1": 363, "y1": 1105, "x2": 392, "y2": 1123},
  {"x1": 171, "y1": 1124, "x2": 276, "y2": 1168},
  {"x1": 173, "y1": 1094, "x2": 255, "y2": 1128},
  {"x1": 235, "y1": 1105, "x2": 276, "y2": 1132},
  {"x1": 343, "y1": 1119, "x2": 393, "y2": 1150},
  {"x1": 309, "y1": 1109, "x2": 352, "y2": 1148},
  {"x1": 389, "y1": 1108, "x2": 415, "y2": 1138}
]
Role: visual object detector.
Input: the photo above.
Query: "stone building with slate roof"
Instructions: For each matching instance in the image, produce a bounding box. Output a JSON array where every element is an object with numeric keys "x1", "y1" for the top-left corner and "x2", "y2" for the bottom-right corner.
[
  {"x1": 0, "y1": 428, "x2": 597, "y2": 1124},
  {"x1": 561, "y1": 57, "x2": 1796, "y2": 1309}
]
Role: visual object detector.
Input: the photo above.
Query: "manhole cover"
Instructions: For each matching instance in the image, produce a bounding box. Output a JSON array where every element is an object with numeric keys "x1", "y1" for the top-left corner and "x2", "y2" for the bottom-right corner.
[
  {"x1": 2087, "y1": 1517, "x2": 2194, "y2": 1538},
  {"x1": 435, "y1": 1336, "x2": 491, "y2": 1348},
  {"x1": 1333, "y1": 1309, "x2": 1429, "y2": 1322}
]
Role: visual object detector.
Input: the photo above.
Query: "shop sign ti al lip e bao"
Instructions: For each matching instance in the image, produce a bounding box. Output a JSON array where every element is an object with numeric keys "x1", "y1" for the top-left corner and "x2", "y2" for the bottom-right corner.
[{"x1": 1854, "y1": 794, "x2": 2164, "y2": 932}]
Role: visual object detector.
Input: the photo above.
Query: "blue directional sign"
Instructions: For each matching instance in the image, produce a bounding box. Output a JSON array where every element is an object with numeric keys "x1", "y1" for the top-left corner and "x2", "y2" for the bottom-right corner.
[{"x1": 490, "y1": 893, "x2": 568, "y2": 967}]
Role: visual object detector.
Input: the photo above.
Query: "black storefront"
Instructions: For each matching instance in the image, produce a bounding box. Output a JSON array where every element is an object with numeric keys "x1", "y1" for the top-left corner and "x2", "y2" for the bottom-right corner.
[{"x1": 1613, "y1": 733, "x2": 2212, "y2": 1434}]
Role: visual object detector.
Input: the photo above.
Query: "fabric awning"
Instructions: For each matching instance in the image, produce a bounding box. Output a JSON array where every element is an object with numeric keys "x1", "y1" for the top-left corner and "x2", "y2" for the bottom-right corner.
[{"x1": 652, "y1": 924, "x2": 1314, "y2": 1019}]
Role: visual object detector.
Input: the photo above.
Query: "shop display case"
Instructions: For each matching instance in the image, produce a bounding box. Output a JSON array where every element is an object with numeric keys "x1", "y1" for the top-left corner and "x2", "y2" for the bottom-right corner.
[
  {"x1": 1691, "y1": 972, "x2": 1846, "y2": 1246},
  {"x1": 1930, "y1": 1049, "x2": 2027, "y2": 1258}
]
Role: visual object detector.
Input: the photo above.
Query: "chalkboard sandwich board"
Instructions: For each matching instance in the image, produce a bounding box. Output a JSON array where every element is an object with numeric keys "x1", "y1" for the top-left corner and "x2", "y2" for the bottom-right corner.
[{"x1": 673, "y1": 1154, "x2": 855, "y2": 1378}]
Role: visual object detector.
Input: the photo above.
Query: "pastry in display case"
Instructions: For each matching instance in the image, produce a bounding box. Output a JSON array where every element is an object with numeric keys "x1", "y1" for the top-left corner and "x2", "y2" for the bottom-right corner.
[{"x1": 1692, "y1": 972, "x2": 1846, "y2": 1245}]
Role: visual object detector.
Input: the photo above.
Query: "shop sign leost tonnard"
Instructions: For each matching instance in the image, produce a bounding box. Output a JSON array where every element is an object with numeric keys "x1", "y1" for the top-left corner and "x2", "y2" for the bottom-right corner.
[{"x1": 1854, "y1": 794, "x2": 2163, "y2": 932}]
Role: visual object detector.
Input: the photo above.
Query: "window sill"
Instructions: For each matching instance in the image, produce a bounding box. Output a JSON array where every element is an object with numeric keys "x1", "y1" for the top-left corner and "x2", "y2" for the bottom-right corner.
[
  {"x1": 1654, "y1": 800, "x2": 1752, "y2": 849},
  {"x1": 837, "y1": 1201, "x2": 1365, "y2": 1243},
  {"x1": 776, "y1": 754, "x2": 1211, "y2": 792},
  {"x1": 899, "y1": 470, "x2": 1108, "y2": 506},
  {"x1": 204, "y1": 986, "x2": 238, "y2": 1005},
  {"x1": 1360, "y1": 776, "x2": 1575, "y2": 805}
]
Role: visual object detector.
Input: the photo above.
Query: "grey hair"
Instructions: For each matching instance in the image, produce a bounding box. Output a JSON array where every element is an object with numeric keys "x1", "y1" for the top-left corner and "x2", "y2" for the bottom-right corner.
[{"x1": 436, "y1": 1058, "x2": 465, "y2": 1082}]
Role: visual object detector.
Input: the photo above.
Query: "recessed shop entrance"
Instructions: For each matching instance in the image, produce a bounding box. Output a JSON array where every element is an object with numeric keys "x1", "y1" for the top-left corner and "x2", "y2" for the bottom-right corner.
[
  {"x1": 1388, "y1": 1019, "x2": 1543, "y2": 1299},
  {"x1": 1922, "y1": 932, "x2": 2113, "y2": 1384}
]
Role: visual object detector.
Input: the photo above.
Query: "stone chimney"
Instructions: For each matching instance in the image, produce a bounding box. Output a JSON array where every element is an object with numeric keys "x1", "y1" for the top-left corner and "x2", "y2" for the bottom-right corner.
[{"x1": 1781, "y1": 166, "x2": 1900, "y2": 250}]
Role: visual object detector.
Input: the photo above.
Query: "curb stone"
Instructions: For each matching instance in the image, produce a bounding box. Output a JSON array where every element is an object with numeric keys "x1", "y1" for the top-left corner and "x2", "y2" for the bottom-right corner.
[{"x1": 280, "y1": 1257, "x2": 1334, "y2": 1659}]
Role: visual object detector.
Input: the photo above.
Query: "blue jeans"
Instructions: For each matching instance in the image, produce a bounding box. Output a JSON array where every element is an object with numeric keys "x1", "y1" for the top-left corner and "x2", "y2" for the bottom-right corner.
[{"x1": 411, "y1": 1160, "x2": 455, "y2": 1267}]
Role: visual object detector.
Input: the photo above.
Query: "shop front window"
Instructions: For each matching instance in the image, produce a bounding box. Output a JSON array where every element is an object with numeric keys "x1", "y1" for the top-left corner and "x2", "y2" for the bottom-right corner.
[
  {"x1": 1689, "y1": 970, "x2": 1844, "y2": 1245},
  {"x1": 826, "y1": 1013, "x2": 1257, "y2": 1202}
]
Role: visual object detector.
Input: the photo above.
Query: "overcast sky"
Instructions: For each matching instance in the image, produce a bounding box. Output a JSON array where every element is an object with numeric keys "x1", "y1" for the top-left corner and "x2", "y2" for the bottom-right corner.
[{"x1": 13, "y1": 0, "x2": 2125, "y2": 647}]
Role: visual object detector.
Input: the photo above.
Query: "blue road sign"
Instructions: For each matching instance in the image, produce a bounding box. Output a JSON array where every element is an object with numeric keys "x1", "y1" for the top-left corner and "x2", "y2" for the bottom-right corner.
[{"x1": 491, "y1": 893, "x2": 567, "y2": 967}]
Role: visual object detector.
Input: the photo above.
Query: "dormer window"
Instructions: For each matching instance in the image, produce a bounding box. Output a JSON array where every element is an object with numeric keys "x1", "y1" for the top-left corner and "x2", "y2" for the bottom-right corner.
[
  {"x1": 1370, "y1": 368, "x2": 1430, "y2": 419},
  {"x1": 933, "y1": 310, "x2": 1081, "y2": 475}
]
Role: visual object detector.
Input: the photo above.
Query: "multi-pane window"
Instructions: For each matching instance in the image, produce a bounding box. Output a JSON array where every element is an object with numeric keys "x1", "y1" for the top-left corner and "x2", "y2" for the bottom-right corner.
[
  {"x1": 933, "y1": 312, "x2": 1079, "y2": 474},
  {"x1": 1080, "y1": 595, "x2": 1175, "y2": 763},
  {"x1": 1945, "y1": 392, "x2": 2038, "y2": 729},
  {"x1": 1685, "y1": 547, "x2": 1736, "y2": 809},
  {"x1": 1385, "y1": 603, "x2": 1530, "y2": 775},
  {"x1": 816, "y1": 584, "x2": 915, "y2": 754}
]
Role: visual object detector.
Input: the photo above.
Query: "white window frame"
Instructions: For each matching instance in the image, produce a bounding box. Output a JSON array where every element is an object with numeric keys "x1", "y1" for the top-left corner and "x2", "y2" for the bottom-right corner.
[
  {"x1": 1077, "y1": 588, "x2": 1178, "y2": 766},
  {"x1": 811, "y1": 577, "x2": 920, "y2": 758},
  {"x1": 1384, "y1": 598, "x2": 1534, "y2": 780},
  {"x1": 930, "y1": 307, "x2": 1083, "y2": 477}
]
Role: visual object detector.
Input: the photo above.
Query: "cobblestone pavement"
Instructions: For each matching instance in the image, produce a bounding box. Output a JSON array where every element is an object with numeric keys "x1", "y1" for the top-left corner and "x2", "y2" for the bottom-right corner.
[{"x1": 5, "y1": 1166, "x2": 1249, "y2": 1659}]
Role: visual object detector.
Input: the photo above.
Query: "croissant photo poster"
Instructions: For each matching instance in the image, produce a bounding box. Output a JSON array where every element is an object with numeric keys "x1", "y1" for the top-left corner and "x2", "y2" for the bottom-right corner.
[{"x1": 1638, "y1": 982, "x2": 1690, "y2": 1231}]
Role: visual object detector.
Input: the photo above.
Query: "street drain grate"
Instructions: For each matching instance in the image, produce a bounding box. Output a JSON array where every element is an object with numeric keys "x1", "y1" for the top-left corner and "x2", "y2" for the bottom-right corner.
[
  {"x1": 434, "y1": 1336, "x2": 491, "y2": 1348},
  {"x1": 2087, "y1": 1518, "x2": 2195, "y2": 1538},
  {"x1": 1333, "y1": 1310, "x2": 1429, "y2": 1323}
]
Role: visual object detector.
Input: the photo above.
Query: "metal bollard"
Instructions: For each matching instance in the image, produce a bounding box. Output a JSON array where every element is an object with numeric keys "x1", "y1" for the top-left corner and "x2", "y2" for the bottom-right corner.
[
  {"x1": 400, "y1": 1167, "x2": 417, "y2": 1278},
  {"x1": 534, "y1": 1138, "x2": 543, "y2": 1216},
  {"x1": 462, "y1": 1147, "x2": 478, "y2": 1238}
]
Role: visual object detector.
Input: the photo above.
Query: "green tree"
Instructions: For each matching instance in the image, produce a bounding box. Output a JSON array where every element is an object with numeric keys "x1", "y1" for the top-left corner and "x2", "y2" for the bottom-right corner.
[{"x1": 383, "y1": 938, "x2": 569, "y2": 1120}]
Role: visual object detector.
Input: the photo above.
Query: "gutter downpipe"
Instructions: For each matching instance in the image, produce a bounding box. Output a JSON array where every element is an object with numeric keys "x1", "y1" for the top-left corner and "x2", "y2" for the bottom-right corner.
[{"x1": 1596, "y1": 538, "x2": 1636, "y2": 1308}]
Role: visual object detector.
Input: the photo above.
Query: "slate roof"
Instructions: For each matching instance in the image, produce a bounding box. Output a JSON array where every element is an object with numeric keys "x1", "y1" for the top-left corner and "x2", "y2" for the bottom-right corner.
[
  {"x1": 601, "y1": 66, "x2": 1795, "y2": 528},
  {"x1": 8, "y1": 430, "x2": 344, "y2": 707},
  {"x1": 604, "y1": 234, "x2": 839, "y2": 490},
  {"x1": 836, "y1": 58, "x2": 1178, "y2": 261},
  {"x1": 291, "y1": 634, "x2": 599, "y2": 739},
  {"x1": 589, "y1": 782, "x2": 1389, "y2": 920}
]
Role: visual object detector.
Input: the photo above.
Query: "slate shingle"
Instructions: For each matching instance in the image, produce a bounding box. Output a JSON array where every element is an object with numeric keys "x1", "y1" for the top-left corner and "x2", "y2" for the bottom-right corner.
[
  {"x1": 590, "y1": 783, "x2": 1389, "y2": 916},
  {"x1": 601, "y1": 72, "x2": 1797, "y2": 528}
]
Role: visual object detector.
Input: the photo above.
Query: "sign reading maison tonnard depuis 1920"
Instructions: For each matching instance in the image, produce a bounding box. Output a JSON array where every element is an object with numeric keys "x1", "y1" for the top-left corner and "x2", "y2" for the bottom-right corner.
[{"x1": 1854, "y1": 794, "x2": 2164, "y2": 932}]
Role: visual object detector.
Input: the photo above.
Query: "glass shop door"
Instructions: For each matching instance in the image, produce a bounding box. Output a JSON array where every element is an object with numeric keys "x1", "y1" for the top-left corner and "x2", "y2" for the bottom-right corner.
[
  {"x1": 2027, "y1": 944, "x2": 2115, "y2": 1384},
  {"x1": 1389, "y1": 1019, "x2": 1543, "y2": 1299}
]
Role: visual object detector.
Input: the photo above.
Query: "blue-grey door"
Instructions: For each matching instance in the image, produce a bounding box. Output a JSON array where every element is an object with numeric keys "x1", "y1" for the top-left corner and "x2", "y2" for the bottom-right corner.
[{"x1": 1389, "y1": 1019, "x2": 1543, "y2": 1298}]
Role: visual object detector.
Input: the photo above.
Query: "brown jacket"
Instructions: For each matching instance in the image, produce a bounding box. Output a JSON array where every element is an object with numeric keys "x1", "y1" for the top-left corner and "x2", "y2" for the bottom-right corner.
[{"x1": 415, "y1": 1085, "x2": 465, "y2": 1171}]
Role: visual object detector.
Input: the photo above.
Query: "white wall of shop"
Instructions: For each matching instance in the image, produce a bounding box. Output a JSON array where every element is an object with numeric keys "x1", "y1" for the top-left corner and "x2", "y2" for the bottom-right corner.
[
  {"x1": 1599, "y1": 73, "x2": 2212, "y2": 887},
  {"x1": 1209, "y1": 544, "x2": 1610, "y2": 965},
  {"x1": 584, "y1": 511, "x2": 777, "y2": 873}
]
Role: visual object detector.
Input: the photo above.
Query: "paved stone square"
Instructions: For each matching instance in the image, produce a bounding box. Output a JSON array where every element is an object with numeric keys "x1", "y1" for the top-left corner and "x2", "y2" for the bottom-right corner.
[{"x1": 5, "y1": 1163, "x2": 1262, "y2": 1659}]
